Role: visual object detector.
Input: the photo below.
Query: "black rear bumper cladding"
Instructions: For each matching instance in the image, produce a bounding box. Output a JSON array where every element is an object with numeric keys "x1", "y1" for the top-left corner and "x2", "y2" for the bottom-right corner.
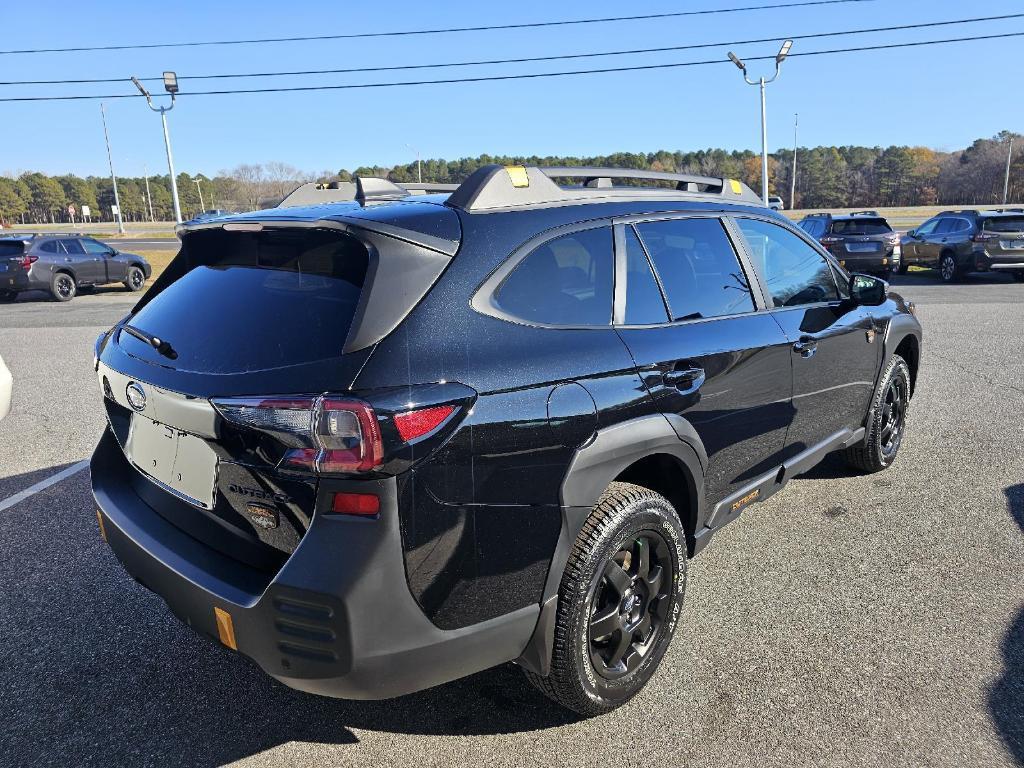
[{"x1": 91, "y1": 429, "x2": 537, "y2": 700}]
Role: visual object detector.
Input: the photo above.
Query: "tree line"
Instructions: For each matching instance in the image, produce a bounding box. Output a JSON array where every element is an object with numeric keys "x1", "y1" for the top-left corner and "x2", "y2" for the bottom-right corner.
[{"x1": 1, "y1": 131, "x2": 1019, "y2": 225}]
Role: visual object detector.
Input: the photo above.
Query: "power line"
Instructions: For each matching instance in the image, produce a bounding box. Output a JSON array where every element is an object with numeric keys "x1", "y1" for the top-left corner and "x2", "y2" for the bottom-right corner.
[
  {"x1": 1, "y1": 13, "x2": 1017, "y2": 87},
  {"x1": 0, "y1": 0, "x2": 875, "y2": 56},
  {"x1": 1, "y1": 31, "x2": 1021, "y2": 103}
]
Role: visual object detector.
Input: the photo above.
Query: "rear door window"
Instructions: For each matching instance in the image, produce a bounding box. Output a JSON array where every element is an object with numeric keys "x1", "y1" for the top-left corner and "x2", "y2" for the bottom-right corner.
[
  {"x1": 623, "y1": 225, "x2": 669, "y2": 325},
  {"x1": 494, "y1": 227, "x2": 614, "y2": 326},
  {"x1": 736, "y1": 218, "x2": 839, "y2": 308},
  {"x1": 119, "y1": 228, "x2": 370, "y2": 373},
  {"x1": 934, "y1": 219, "x2": 958, "y2": 235},
  {"x1": 39, "y1": 240, "x2": 62, "y2": 254},
  {"x1": 60, "y1": 239, "x2": 86, "y2": 254},
  {"x1": 633, "y1": 217, "x2": 754, "y2": 321}
]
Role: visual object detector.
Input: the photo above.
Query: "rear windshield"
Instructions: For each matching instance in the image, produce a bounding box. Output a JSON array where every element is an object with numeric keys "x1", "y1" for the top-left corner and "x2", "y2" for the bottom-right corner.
[
  {"x1": 119, "y1": 229, "x2": 368, "y2": 373},
  {"x1": 982, "y1": 216, "x2": 1024, "y2": 233},
  {"x1": 829, "y1": 218, "x2": 892, "y2": 235},
  {"x1": 0, "y1": 241, "x2": 25, "y2": 256}
]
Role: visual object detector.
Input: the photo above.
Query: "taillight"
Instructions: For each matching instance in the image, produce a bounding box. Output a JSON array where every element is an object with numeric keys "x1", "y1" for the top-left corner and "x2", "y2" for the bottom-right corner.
[
  {"x1": 212, "y1": 394, "x2": 465, "y2": 475},
  {"x1": 820, "y1": 236, "x2": 841, "y2": 246},
  {"x1": 19, "y1": 254, "x2": 38, "y2": 269},
  {"x1": 972, "y1": 232, "x2": 997, "y2": 243},
  {"x1": 213, "y1": 396, "x2": 383, "y2": 474}
]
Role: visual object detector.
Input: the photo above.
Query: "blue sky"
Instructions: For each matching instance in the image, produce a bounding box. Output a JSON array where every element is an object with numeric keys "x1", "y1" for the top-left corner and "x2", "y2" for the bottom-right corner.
[{"x1": 2, "y1": 0, "x2": 1022, "y2": 177}]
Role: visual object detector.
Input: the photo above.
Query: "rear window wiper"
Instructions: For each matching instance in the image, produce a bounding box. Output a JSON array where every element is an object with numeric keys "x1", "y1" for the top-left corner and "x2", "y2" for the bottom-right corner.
[{"x1": 121, "y1": 323, "x2": 178, "y2": 360}]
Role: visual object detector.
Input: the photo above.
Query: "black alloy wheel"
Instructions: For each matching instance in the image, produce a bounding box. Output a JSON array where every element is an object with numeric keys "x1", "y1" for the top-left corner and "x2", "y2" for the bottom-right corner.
[
  {"x1": 940, "y1": 253, "x2": 959, "y2": 282},
  {"x1": 51, "y1": 273, "x2": 76, "y2": 302},
  {"x1": 878, "y1": 374, "x2": 908, "y2": 460},
  {"x1": 588, "y1": 532, "x2": 673, "y2": 680},
  {"x1": 125, "y1": 265, "x2": 145, "y2": 292}
]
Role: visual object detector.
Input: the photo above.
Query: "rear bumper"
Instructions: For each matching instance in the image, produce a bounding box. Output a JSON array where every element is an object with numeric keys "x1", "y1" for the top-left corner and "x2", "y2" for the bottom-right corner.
[
  {"x1": 975, "y1": 249, "x2": 1024, "y2": 271},
  {"x1": 835, "y1": 246, "x2": 898, "y2": 272},
  {"x1": 91, "y1": 428, "x2": 538, "y2": 699}
]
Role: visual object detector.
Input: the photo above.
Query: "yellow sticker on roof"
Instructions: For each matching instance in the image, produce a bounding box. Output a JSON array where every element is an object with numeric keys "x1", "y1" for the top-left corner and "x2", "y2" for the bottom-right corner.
[
  {"x1": 504, "y1": 166, "x2": 530, "y2": 188},
  {"x1": 729, "y1": 179, "x2": 742, "y2": 194}
]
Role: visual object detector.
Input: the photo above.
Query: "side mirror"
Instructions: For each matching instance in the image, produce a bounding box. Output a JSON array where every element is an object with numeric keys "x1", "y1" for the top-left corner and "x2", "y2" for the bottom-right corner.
[{"x1": 850, "y1": 273, "x2": 887, "y2": 306}]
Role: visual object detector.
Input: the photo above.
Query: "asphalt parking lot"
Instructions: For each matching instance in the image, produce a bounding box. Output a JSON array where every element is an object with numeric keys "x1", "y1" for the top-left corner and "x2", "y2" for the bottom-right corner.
[{"x1": 0, "y1": 272, "x2": 1021, "y2": 767}]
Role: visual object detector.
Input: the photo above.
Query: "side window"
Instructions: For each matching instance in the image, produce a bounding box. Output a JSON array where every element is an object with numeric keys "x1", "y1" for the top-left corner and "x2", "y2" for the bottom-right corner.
[
  {"x1": 493, "y1": 226, "x2": 614, "y2": 326},
  {"x1": 623, "y1": 226, "x2": 669, "y2": 325},
  {"x1": 956, "y1": 218, "x2": 972, "y2": 233},
  {"x1": 933, "y1": 219, "x2": 957, "y2": 235},
  {"x1": 82, "y1": 239, "x2": 111, "y2": 255},
  {"x1": 915, "y1": 219, "x2": 939, "y2": 237},
  {"x1": 634, "y1": 218, "x2": 755, "y2": 321},
  {"x1": 60, "y1": 239, "x2": 86, "y2": 254},
  {"x1": 737, "y1": 218, "x2": 840, "y2": 308},
  {"x1": 39, "y1": 240, "x2": 61, "y2": 254}
]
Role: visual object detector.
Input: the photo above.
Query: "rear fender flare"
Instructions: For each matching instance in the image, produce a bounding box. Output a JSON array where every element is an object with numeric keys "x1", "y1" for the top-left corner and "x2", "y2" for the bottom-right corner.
[{"x1": 517, "y1": 413, "x2": 706, "y2": 677}]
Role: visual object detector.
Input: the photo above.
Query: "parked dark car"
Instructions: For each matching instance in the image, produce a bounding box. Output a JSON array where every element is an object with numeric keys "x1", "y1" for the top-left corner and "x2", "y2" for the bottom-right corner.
[
  {"x1": 91, "y1": 166, "x2": 921, "y2": 716},
  {"x1": 797, "y1": 211, "x2": 901, "y2": 276},
  {"x1": 901, "y1": 209, "x2": 1024, "y2": 282},
  {"x1": 0, "y1": 235, "x2": 151, "y2": 301}
]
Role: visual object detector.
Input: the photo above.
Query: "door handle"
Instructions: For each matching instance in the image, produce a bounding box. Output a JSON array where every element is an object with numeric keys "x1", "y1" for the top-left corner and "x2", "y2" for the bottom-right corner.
[
  {"x1": 663, "y1": 366, "x2": 705, "y2": 391},
  {"x1": 793, "y1": 336, "x2": 817, "y2": 358}
]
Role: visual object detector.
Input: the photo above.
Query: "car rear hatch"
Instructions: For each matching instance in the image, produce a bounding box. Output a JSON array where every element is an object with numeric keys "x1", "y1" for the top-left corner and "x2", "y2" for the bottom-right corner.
[
  {"x1": 0, "y1": 239, "x2": 29, "y2": 288},
  {"x1": 822, "y1": 218, "x2": 899, "y2": 265},
  {"x1": 95, "y1": 210, "x2": 461, "y2": 573},
  {"x1": 980, "y1": 215, "x2": 1024, "y2": 257}
]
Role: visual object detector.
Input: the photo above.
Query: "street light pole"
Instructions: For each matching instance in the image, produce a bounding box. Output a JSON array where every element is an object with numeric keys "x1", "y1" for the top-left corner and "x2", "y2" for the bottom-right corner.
[
  {"x1": 407, "y1": 144, "x2": 422, "y2": 183},
  {"x1": 143, "y1": 162, "x2": 155, "y2": 223},
  {"x1": 131, "y1": 72, "x2": 182, "y2": 223},
  {"x1": 194, "y1": 178, "x2": 205, "y2": 211},
  {"x1": 728, "y1": 41, "x2": 793, "y2": 206},
  {"x1": 791, "y1": 113, "x2": 798, "y2": 210},
  {"x1": 1003, "y1": 137, "x2": 1014, "y2": 205},
  {"x1": 99, "y1": 102, "x2": 125, "y2": 234}
]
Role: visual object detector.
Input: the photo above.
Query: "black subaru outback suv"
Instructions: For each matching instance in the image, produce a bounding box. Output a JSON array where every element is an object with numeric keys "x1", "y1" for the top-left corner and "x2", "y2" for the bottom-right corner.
[
  {"x1": 91, "y1": 166, "x2": 921, "y2": 716},
  {"x1": 797, "y1": 211, "x2": 901, "y2": 277}
]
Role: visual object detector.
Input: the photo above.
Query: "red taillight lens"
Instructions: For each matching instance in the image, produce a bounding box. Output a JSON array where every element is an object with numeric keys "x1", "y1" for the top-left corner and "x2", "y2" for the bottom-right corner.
[
  {"x1": 19, "y1": 254, "x2": 38, "y2": 269},
  {"x1": 393, "y1": 404, "x2": 456, "y2": 442},
  {"x1": 972, "y1": 232, "x2": 997, "y2": 243},
  {"x1": 330, "y1": 492, "x2": 380, "y2": 516},
  {"x1": 820, "y1": 236, "x2": 841, "y2": 246},
  {"x1": 213, "y1": 396, "x2": 383, "y2": 474}
]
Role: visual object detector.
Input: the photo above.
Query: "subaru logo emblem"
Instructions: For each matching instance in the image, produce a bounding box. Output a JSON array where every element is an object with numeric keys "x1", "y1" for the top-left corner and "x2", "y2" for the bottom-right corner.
[{"x1": 126, "y1": 382, "x2": 147, "y2": 412}]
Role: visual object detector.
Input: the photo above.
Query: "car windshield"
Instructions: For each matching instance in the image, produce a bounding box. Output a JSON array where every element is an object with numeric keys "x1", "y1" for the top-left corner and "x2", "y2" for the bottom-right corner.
[
  {"x1": 982, "y1": 216, "x2": 1024, "y2": 233},
  {"x1": 829, "y1": 218, "x2": 892, "y2": 235}
]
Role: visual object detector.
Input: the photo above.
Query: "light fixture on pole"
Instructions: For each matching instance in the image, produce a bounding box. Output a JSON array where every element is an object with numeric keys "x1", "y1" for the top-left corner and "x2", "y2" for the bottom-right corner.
[
  {"x1": 727, "y1": 40, "x2": 793, "y2": 206},
  {"x1": 131, "y1": 72, "x2": 183, "y2": 224}
]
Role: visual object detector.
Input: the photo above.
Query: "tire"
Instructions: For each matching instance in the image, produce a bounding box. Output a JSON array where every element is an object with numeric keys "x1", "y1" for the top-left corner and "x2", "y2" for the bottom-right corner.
[
  {"x1": 50, "y1": 272, "x2": 76, "y2": 302},
  {"x1": 0, "y1": 290, "x2": 16, "y2": 302},
  {"x1": 124, "y1": 265, "x2": 145, "y2": 292},
  {"x1": 843, "y1": 354, "x2": 911, "y2": 473},
  {"x1": 1011, "y1": 271, "x2": 1024, "y2": 283},
  {"x1": 522, "y1": 481, "x2": 687, "y2": 716},
  {"x1": 939, "y1": 252, "x2": 961, "y2": 283}
]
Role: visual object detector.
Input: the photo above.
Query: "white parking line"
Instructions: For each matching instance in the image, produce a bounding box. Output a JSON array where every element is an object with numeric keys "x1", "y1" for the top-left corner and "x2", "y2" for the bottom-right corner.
[{"x1": 0, "y1": 460, "x2": 89, "y2": 512}]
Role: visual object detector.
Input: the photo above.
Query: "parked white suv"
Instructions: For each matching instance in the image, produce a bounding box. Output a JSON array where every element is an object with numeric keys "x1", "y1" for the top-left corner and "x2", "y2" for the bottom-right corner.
[{"x1": 767, "y1": 195, "x2": 785, "y2": 211}]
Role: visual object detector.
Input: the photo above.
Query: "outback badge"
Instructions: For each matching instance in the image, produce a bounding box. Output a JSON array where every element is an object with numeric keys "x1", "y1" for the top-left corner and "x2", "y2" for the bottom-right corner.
[{"x1": 246, "y1": 502, "x2": 279, "y2": 530}]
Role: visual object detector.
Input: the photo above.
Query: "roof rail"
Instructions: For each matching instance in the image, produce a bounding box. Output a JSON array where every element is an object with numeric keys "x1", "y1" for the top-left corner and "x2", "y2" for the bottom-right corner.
[
  {"x1": 277, "y1": 178, "x2": 460, "y2": 208},
  {"x1": 851, "y1": 210, "x2": 879, "y2": 216},
  {"x1": 445, "y1": 165, "x2": 762, "y2": 213}
]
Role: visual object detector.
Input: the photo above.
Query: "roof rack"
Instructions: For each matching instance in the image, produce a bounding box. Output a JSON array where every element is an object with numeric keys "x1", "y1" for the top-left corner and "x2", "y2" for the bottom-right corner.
[
  {"x1": 277, "y1": 179, "x2": 458, "y2": 208},
  {"x1": 444, "y1": 165, "x2": 762, "y2": 212}
]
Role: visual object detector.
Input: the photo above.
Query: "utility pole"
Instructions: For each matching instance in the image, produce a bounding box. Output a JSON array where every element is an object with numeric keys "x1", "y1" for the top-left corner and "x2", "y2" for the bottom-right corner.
[
  {"x1": 728, "y1": 41, "x2": 793, "y2": 205},
  {"x1": 99, "y1": 102, "x2": 125, "y2": 234},
  {"x1": 407, "y1": 144, "x2": 422, "y2": 183},
  {"x1": 143, "y1": 163, "x2": 155, "y2": 222},
  {"x1": 131, "y1": 72, "x2": 183, "y2": 223},
  {"x1": 790, "y1": 113, "x2": 798, "y2": 210},
  {"x1": 1003, "y1": 137, "x2": 1014, "y2": 205},
  {"x1": 194, "y1": 178, "x2": 205, "y2": 211}
]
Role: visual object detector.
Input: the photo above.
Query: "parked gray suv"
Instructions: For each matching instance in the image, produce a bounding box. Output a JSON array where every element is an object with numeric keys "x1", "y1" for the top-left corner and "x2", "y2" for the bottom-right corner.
[
  {"x1": 0, "y1": 235, "x2": 152, "y2": 301},
  {"x1": 900, "y1": 209, "x2": 1024, "y2": 282}
]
